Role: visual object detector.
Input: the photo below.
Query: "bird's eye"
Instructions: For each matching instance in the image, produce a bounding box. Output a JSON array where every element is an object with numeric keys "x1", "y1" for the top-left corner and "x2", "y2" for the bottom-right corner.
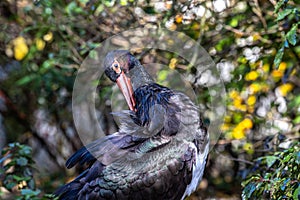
[{"x1": 112, "y1": 61, "x2": 121, "y2": 74}]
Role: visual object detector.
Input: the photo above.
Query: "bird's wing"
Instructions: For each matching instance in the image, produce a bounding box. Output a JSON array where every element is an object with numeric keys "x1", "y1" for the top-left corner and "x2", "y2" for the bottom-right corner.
[
  {"x1": 65, "y1": 111, "x2": 171, "y2": 169},
  {"x1": 58, "y1": 139, "x2": 199, "y2": 200}
]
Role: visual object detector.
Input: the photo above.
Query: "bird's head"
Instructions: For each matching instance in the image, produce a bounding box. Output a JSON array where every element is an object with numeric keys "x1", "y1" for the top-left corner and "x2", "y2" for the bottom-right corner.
[
  {"x1": 104, "y1": 50, "x2": 154, "y2": 111},
  {"x1": 104, "y1": 50, "x2": 138, "y2": 111},
  {"x1": 104, "y1": 50, "x2": 136, "y2": 82}
]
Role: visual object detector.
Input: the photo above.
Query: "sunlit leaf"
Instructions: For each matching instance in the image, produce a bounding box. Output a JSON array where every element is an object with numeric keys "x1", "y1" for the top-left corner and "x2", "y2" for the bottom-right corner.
[
  {"x1": 45, "y1": 7, "x2": 52, "y2": 15},
  {"x1": 242, "y1": 182, "x2": 256, "y2": 200},
  {"x1": 277, "y1": 9, "x2": 293, "y2": 21},
  {"x1": 286, "y1": 24, "x2": 298, "y2": 46},
  {"x1": 65, "y1": 2, "x2": 77, "y2": 15},
  {"x1": 274, "y1": 45, "x2": 284, "y2": 68},
  {"x1": 266, "y1": 156, "x2": 278, "y2": 168},
  {"x1": 229, "y1": 18, "x2": 239, "y2": 27},
  {"x1": 281, "y1": 178, "x2": 290, "y2": 191},
  {"x1": 120, "y1": 0, "x2": 128, "y2": 6},
  {"x1": 94, "y1": 4, "x2": 104, "y2": 16},
  {"x1": 104, "y1": 0, "x2": 115, "y2": 7},
  {"x1": 157, "y1": 70, "x2": 168, "y2": 83},
  {"x1": 293, "y1": 185, "x2": 300, "y2": 200},
  {"x1": 274, "y1": 0, "x2": 286, "y2": 13}
]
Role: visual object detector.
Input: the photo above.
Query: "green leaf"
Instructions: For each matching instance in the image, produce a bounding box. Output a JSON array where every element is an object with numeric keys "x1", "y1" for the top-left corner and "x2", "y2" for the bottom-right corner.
[
  {"x1": 295, "y1": 152, "x2": 300, "y2": 165},
  {"x1": 242, "y1": 182, "x2": 256, "y2": 200},
  {"x1": 277, "y1": 9, "x2": 293, "y2": 21},
  {"x1": 274, "y1": 45, "x2": 284, "y2": 68},
  {"x1": 89, "y1": 50, "x2": 98, "y2": 60},
  {"x1": 120, "y1": 0, "x2": 128, "y2": 6},
  {"x1": 19, "y1": 145, "x2": 32, "y2": 156},
  {"x1": 44, "y1": 7, "x2": 52, "y2": 15},
  {"x1": 5, "y1": 182, "x2": 16, "y2": 190},
  {"x1": 241, "y1": 175, "x2": 261, "y2": 187},
  {"x1": 104, "y1": 0, "x2": 115, "y2": 7},
  {"x1": 229, "y1": 18, "x2": 239, "y2": 27},
  {"x1": 293, "y1": 185, "x2": 300, "y2": 200},
  {"x1": 94, "y1": 4, "x2": 104, "y2": 16},
  {"x1": 281, "y1": 178, "x2": 290, "y2": 191},
  {"x1": 282, "y1": 153, "x2": 292, "y2": 163},
  {"x1": 13, "y1": 175, "x2": 24, "y2": 181},
  {"x1": 157, "y1": 70, "x2": 168, "y2": 83},
  {"x1": 16, "y1": 74, "x2": 37, "y2": 86},
  {"x1": 16, "y1": 157, "x2": 28, "y2": 166},
  {"x1": 266, "y1": 156, "x2": 278, "y2": 168},
  {"x1": 286, "y1": 24, "x2": 298, "y2": 46},
  {"x1": 21, "y1": 189, "x2": 41, "y2": 196},
  {"x1": 275, "y1": 0, "x2": 285, "y2": 13},
  {"x1": 65, "y1": 2, "x2": 77, "y2": 15}
]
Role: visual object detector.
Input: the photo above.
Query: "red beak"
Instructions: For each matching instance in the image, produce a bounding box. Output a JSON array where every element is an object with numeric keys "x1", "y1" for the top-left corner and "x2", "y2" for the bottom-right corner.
[{"x1": 116, "y1": 71, "x2": 136, "y2": 111}]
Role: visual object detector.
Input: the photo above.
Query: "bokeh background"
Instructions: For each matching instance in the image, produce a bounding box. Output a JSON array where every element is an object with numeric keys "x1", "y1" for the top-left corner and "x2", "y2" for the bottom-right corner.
[{"x1": 0, "y1": 0, "x2": 299, "y2": 199}]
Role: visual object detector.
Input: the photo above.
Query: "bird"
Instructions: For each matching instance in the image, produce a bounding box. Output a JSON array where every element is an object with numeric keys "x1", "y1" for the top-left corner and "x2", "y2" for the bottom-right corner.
[{"x1": 54, "y1": 50, "x2": 209, "y2": 200}]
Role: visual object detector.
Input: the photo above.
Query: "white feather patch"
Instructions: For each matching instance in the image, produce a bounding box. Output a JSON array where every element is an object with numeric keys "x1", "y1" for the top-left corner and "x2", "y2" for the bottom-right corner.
[{"x1": 181, "y1": 137, "x2": 209, "y2": 200}]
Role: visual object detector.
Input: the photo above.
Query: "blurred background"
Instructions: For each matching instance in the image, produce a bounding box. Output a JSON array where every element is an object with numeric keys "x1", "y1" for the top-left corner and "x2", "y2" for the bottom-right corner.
[{"x1": 0, "y1": 0, "x2": 299, "y2": 199}]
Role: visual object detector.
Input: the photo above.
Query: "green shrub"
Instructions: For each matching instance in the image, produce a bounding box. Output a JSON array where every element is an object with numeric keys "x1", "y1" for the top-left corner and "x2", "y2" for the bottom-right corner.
[
  {"x1": 0, "y1": 142, "x2": 55, "y2": 200},
  {"x1": 242, "y1": 142, "x2": 300, "y2": 200}
]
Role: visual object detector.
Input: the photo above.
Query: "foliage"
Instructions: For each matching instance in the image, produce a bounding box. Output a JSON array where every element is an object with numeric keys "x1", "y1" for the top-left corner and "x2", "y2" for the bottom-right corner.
[
  {"x1": 274, "y1": 0, "x2": 299, "y2": 68},
  {"x1": 242, "y1": 141, "x2": 300, "y2": 200},
  {"x1": 0, "y1": 0, "x2": 299, "y2": 199},
  {"x1": 0, "y1": 143, "x2": 55, "y2": 200}
]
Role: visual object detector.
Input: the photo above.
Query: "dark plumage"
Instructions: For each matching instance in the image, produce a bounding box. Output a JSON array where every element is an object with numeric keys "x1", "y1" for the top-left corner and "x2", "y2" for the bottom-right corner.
[{"x1": 54, "y1": 50, "x2": 209, "y2": 200}]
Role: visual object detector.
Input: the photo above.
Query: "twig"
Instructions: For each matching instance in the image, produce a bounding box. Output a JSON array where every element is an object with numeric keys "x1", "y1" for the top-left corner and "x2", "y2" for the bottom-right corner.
[
  {"x1": 252, "y1": 0, "x2": 268, "y2": 30},
  {"x1": 230, "y1": 157, "x2": 255, "y2": 165}
]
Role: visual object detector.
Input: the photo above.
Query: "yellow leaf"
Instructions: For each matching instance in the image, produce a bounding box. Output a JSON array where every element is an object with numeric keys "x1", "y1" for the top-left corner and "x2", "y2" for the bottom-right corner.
[
  {"x1": 243, "y1": 142, "x2": 254, "y2": 154},
  {"x1": 232, "y1": 128, "x2": 245, "y2": 139},
  {"x1": 43, "y1": 32, "x2": 53, "y2": 42},
  {"x1": 175, "y1": 15, "x2": 182, "y2": 23},
  {"x1": 233, "y1": 97, "x2": 242, "y2": 107},
  {"x1": 278, "y1": 62, "x2": 287, "y2": 71},
  {"x1": 224, "y1": 115, "x2": 231, "y2": 123},
  {"x1": 247, "y1": 95, "x2": 256, "y2": 106},
  {"x1": 252, "y1": 32, "x2": 260, "y2": 41},
  {"x1": 271, "y1": 70, "x2": 283, "y2": 81},
  {"x1": 169, "y1": 58, "x2": 177, "y2": 70},
  {"x1": 262, "y1": 63, "x2": 270, "y2": 73},
  {"x1": 13, "y1": 36, "x2": 28, "y2": 61},
  {"x1": 249, "y1": 83, "x2": 261, "y2": 94},
  {"x1": 35, "y1": 38, "x2": 46, "y2": 51},
  {"x1": 245, "y1": 71, "x2": 259, "y2": 81},
  {"x1": 221, "y1": 123, "x2": 230, "y2": 131},
  {"x1": 240, "y1": 118, "x2": 253, "y2": 129},
  {"x1": 229, "y1": 90, "x2": 239, "y2": 99},
  {"x1": 247, "y1": 106, "x2": 255, "y2": 114},
  {"x1": 278, "y1": 83, "x2": 293, "y2": 96}
]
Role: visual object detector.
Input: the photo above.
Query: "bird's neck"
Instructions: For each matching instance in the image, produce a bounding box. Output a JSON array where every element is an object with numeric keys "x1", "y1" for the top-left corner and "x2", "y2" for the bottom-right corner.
[
  {"x1": 133, "y1": 83, "x2": 175, "y2": 126},
  {"x1": 129, "y1": 63, "x2": 154, "y2": 91}
]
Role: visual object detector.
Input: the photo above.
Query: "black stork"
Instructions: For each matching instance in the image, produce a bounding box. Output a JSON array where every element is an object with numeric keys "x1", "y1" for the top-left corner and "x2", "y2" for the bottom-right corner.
[{"x1": 55, "y1": 50, "x2": 209, "y2": 200}]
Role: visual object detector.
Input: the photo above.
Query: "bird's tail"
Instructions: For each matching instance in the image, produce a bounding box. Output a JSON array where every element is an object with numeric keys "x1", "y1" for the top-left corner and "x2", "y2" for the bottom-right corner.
[{"x1": 54, "y1": 180, "x2": 82, "y2": 200}]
